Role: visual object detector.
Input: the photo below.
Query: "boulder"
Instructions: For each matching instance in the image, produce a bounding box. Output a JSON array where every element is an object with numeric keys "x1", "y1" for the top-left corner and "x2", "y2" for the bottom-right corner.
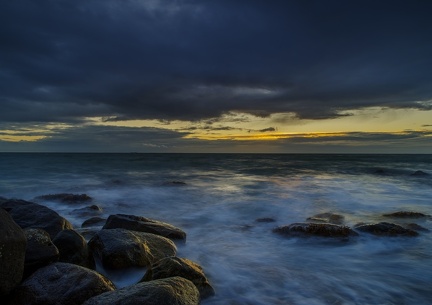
[
  {"x1": 142, "y1": 256, "x2": 215, "y2": 299},
  {"x1": 88, "y1": 228, "x2": 177, "y2": 269},
  {"x1": 382, "y1": 211, "x2": 430, "y2": 218},
  {"x1": 0, "y1": 199, "x2": 73, "y2": 239},
  {"x1": 8, "y1": 262, "x2": 115, "y2": 305},
  {"x1": 82, "y1": 217, "x2": 106, "y2": 228},
  {"x1": 35, "y1": 193, "x2": 93, "y2": 203},
  {"x1": 255, "y1": 217, "x2": 276, "y2": 223},
  {"x1": 306, "y1": 212, "x2": 345, "y2": 225},
  {"x1": 410, "y1": 170, "x2": 429, "y2": 176},
  {"x1": 103, "y1": 214, "x2": 186, "y2": 241},
  {"x1": 355, "y1": 222, "x2": 419, "y2": 236},
  {"x1": 273, "y1": 222, "x2": 358, "y2": 238},
  {"x1": 53, "y1": 229, "x2": 94, "y2": 269},
  {"x1": 72, "y1": 205, "x2": 103, "y2": 218},
  {"x1": 0, "y1": 208, "x2": 26, "y2": 296},
  {"x1": 24, "y1": 228, "x2": 59, "y2": 278},
  {"x1": 162, "y1": 181, "x2": 187, "y2": 186},
  {"x1": 83, "y1": 276, "x2": 199, "y2": 305},
  {"x1": 405, "y1": 223, "x2": 429, "y2": 232}
]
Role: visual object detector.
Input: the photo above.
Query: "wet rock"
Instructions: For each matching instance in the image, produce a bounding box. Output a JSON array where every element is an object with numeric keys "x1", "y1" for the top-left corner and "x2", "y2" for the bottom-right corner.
[
  {"x1": 0, "y1": 208, "x2": 26, "y2": 296},
  {"x1": 53, "y1": 229, "x2": 95, "y2": 269},
  {"x1": 141, "y1": 256, "x2": 215, "y2": 299},
  {"x1": 273, "y1": 222, "x2": 358, "y2": 238},
  {"x1": 382, "y1": 211, "x2": 430, "y2": 218},
  {"x1": 255, "y1": 217, "x2": 276, "y2": 223},
  {"x1": 306, "y1": 213, "x2": 345, "y2": 225},
  {"x1": 83, "y1": 276, "x2": 199, "y2": 305},
  {"x1": 410, "y1": 170, "x2": 429, "y2": 176},
  {"x1": 103, "y1": 214, "x2": 186, "y2": 240},
  {"x1": 88, "y1": 228, "x2": 177, "y2": 269},
  {"x1": 8, "y1": 262, "x2": 115, "y2": 305},
  {"x1": 35, "y1": 193, "x2": 93, "y2": 203},
  {"x1": 162, "y1": 181, "x2": 187, "y2": 186},
  {"x1": 73, "y1": 205, "x2": 103, "y2": 217},
  {"x1": 354, "y1": 222, "x2": 419, "y2": 236},
  {"x1": 404, "y1": 223, "x2": 429, "y2": 232},
  {"x1": 373, "y1": 168, "x2": 387, "y2": 175},
  {"x1": 24, "y1": 228, "x2": 59, "y2": 278},
  {"x1": 0, "y1": 199, "x2": 73, "y2": 239},
  {"x1": 82, "y1": 217, "x2": 107, "y2": 228}
]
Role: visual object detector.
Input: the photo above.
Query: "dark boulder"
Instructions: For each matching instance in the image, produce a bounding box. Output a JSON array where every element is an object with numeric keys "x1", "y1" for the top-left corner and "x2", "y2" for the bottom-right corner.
[
  {"x1": 0, "y1": 208, "x2": 26, "y2": 296},
  {"x1": 73, "y1": 205, "x2": 103, "y2": 218},
  {"x1": 306, "y1": 212, "x2": 345, "y2": 225},
  {"x1": 82, "y1": 217, "x2": 106, "y2": 228},
  {"x1": 405, "y1": 223, "x2": 429, "y2": 232},
  {"x1": 88, "y1": 228, "x2": 177, "y2": 269},
  {"x1": 24, "y1": 228, "x2": 59, "y2": 278},
  {"x1": 355, "y1": 222, "x2": 419, "y2": 236},
  {"x1": 0, "y1": 199, "x2": 73, "y2": 239},
  {"x1": 273, "y1": 222, "x2": 358, "y2": 238},
  {"x1": 162, "y1": 181, "x2": 187, "y2": 186},
  {"x1": 83, "y1": 276, "x2": 199, "y2": 305},
  {"x1": 142, "y1": 256, "x2": 215, "y2": 299},
  {"x1": 53, "y1": 229, "x2": 94, "y2": 269},
  {"x1": 35, "y1": 193, "x2": 93, "y2": 203},
  {"x1": 103, "y1": 214, "x2": 186, "y2": 241},
  {"x1": 410, "y1": 170, "x2": 429, "y2": 176},
  {"x1": 382, "y1": 211, "x2": 430, "y2": 218},
  {"x1": 8, "y1": 262, "x2": 115, "y2": 305},
  {"x1": 255, "y1": 217, "x2": 276, "y2": 223}
]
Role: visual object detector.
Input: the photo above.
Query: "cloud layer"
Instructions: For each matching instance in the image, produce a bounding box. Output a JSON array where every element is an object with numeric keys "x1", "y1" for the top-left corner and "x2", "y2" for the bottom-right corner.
[{"x1": 2, "y1": 0, "x2": 432, "y2": 124}]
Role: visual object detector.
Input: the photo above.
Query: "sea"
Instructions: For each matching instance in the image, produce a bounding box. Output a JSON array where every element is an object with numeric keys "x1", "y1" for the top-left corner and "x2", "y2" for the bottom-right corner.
[{"x1": 1, "y1": 153, "x2": 431, "y2": 305}]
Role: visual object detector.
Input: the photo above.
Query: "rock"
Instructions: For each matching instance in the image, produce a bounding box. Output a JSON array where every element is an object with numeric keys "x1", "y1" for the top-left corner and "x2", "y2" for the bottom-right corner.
[
  {"x1": 103, "y1": 214, "x2": 186, "y2": 240},
  {"x1": 382, "y1": 211, "x2": 430, "y2": 218},
  {"x1": 53, "y1": 229, "x2": 94, "y2": 269},
  {"x1": 0, "y1": 208, "x2": 26, "y2": 296},
  {"x1": 0, "y1": 199, "x2": 73, "y2": 239},
  {"x1": 255, "y1": 217, "x2": 276, "y2": 223},
  {"x1": 83, "y1": 276, "x2": 199, "y2": 305},
  {"x1": 373, "y1": 168, "x2": 387, "y2": 175},
  {"x1": 73, "y1": 205, "x2": 103, "y2": 217},
  {"x1": 88, "y1": 228, "x2": 177, "y2": 269},
  {"x1": 405, "y1": 223, "x2": 429, "y2": 232},
  {"x1": 82, "y1": 217, "x2": 107, "y2": 228},
  {"x1": 162, "y1": 181, "x2": 187, "y2": 186},
  {"x1": 24, "y1": 228, "x2": 59, "y2": 278},
  {"x1": 354, "y1": 222, "x2": 419, "y2": 236},
  {"x1": 306, "y1": 212, "x2": 345, "y2": 225},
  {"x1": 273, "y1": 222, "x2": 358, "y2": 238},
  {"x1": 410, "y1": 170, "x2": 429, "y2": 176},
  {"x1": 142, "y1": 256, "x2": 215, "y2": 299},
  {"x1": 8, "y1": 262, "x2": 115, "y2": 305},
  {"x1": 35, "y1": 193, "x2": 93, "y2": 203}
]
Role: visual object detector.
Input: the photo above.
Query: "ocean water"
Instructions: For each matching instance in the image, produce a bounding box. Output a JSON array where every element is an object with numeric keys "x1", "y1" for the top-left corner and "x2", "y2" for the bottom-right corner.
[{"x1": 1, "y1": 153, "x2": 431, "y2": 305}]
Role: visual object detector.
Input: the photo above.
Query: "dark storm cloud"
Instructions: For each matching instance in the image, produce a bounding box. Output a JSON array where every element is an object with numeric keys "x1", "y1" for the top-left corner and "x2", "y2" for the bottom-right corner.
[
  {"x1": 0, "y1": 125, "x2": 190, "y2": 152},
  {"x1": 1, "y1": 0, "x2": 432, "y2": 123}
]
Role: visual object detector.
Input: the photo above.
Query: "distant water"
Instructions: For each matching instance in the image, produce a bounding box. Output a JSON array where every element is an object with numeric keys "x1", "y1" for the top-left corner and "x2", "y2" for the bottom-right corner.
[{"x1": 1, "y1": 153, "x2": 431, "y2": 305}]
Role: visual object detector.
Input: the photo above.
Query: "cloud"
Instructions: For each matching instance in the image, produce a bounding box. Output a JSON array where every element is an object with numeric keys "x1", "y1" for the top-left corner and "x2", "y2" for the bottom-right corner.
[
  {"x1": 257, "y1": 127, "x2": 276, "y2": 133},
  {"x1": 0, "y1": 124, "x2": 190, "y2": 152},
  {"x1": 0, "y1": 0, "x2": 432, "y2": 125}
]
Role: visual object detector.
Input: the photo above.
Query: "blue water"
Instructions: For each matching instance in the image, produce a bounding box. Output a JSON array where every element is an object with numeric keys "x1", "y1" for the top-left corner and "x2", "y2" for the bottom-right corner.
[{"x1": 1, "y1": 153, "x2": 431, "y2": 304}]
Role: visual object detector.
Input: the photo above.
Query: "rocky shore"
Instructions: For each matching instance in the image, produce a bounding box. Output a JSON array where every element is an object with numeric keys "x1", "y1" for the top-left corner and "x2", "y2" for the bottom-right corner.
[
  {"x1": 1, "y1": 194, "x2": 430, "y2": 304},
  {"x1": 0, "y1": 196, "x2": 214, "y2": 305}
]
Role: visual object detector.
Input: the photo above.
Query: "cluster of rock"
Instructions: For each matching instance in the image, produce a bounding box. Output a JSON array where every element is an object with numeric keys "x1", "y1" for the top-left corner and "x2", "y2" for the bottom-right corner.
[
  {"x1": 272, "y1": 211, "x2": 430, "y2": 240},
  {"x1": 0, "y1": 196, "x2": 214, "y2": 305}
]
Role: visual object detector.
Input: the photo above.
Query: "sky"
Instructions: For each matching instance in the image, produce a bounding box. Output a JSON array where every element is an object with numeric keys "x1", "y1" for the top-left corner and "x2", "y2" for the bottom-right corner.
[{"x1": 1, "y1": 0, "x2": 432, "y2": 153}]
